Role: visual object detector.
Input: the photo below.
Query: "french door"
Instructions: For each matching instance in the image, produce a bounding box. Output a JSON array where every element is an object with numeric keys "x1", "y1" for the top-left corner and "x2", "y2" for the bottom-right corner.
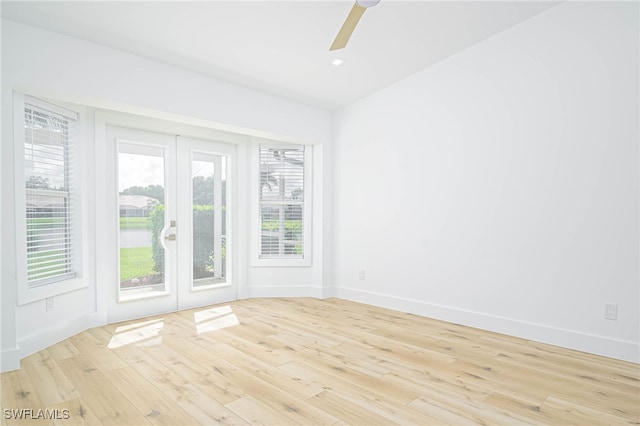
[{"x1": 108, "y1": 126, "x2": 234, "y2": 322}]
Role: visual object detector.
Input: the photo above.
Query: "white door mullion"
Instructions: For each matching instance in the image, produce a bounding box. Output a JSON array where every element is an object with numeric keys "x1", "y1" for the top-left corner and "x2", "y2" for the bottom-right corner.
[{"x1": 213, "y1": 156, "x2": 223, "y2": 279}]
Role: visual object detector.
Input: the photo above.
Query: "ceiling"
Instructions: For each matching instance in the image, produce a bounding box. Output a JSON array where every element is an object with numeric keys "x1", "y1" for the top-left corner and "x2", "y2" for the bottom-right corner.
[{"x1": 1, "y1": 1, "x2": 559, "y2": 111}]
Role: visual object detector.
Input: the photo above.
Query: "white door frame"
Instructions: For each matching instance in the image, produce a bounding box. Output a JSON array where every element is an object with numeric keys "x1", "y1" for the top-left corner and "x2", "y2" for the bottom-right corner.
[
  {"x1": 176, "y1": 136, "x2": 236, "y2": 309},
  {"x1": 94, "y1": 111, "x2": 240, "y2": 324},
  {"x1": 108, "y1": 126, "x2": 179, "y2": 322}
]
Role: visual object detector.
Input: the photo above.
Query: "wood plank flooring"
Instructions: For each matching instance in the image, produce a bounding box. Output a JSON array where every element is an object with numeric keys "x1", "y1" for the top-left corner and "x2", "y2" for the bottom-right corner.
[{"x1": 1, "y1": 297, "x2": 638, "y2": 425}]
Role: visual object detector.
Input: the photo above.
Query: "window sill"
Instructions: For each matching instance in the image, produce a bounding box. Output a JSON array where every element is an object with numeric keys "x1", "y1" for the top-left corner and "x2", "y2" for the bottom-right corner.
[
  {"x1": 18, "y1": 277, "x2": 88, "y2": 306},
  {"x1": 253, "y1": 257, "x2": 312, "y2": 267}
]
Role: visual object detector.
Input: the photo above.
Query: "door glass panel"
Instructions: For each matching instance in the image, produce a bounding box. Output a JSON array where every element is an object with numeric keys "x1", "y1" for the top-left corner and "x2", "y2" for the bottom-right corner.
[
  {"x1": 192, "y1": 154, "x2": 226, "y2": 288},
  {"x1": 118, "y1": 145, "x2": 166, "y2": 296}
]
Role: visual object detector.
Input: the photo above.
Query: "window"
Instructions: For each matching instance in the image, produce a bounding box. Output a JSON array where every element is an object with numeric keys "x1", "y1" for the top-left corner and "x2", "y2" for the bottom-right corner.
[
  {"x1": 259, "y1": 145, "x2": 307, "y2": 260},
  {"x1": 16, "y1": 95, "x2": 85, "y2": 303}
]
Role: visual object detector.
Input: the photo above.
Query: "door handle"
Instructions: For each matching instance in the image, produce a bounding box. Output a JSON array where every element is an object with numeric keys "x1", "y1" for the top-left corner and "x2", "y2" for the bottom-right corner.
[{"x1": 159, "y1": 220, "x2": 177, "y2": 249}]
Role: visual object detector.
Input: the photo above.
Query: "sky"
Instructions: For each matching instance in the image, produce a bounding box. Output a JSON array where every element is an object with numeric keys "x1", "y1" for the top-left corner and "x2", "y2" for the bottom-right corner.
[
  {"x1": 118, "y1": 152, "x2": 220, "y2": 193},
  {"x1": 118, "y1": 152, "x2": 164, "y2": 192}
]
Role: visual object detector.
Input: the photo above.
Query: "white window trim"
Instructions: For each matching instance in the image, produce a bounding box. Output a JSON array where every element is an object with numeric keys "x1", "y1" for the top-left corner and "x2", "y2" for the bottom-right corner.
[
  {"x1": 14, "y1": 92, "x2": 90, "y2": 305},
  {"x1": 252, "y1": 140, "x2": 312, "y2": 267}
]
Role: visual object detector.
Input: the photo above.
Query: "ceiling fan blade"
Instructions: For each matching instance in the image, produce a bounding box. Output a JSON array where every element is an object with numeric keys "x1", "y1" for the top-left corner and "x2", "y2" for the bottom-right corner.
[{"x1": 329, "y1": 3, "x2": 367, "y2": 51}]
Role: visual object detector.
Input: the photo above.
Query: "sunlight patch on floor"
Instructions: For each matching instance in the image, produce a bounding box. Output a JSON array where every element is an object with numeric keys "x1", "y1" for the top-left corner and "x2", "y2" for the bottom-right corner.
[
  {"x1": 194, "y1": 306, "x2": 239, "y2": 335},
  {"x1": 107, "y1": 318, "x2": 164, "y2": 349}
]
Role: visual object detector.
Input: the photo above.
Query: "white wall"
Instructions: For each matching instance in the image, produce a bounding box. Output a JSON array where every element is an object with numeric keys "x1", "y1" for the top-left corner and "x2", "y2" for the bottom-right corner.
[
  {"x1": 2, "y1": 0, "x2": 638, "y2": 371},
  {"x1": 1, "y1": 19, "x2": 332, "y2": 145},
  {"x1": 332, "y1": 2, "x2": 639, "y2": 362},
  {"x1": 1, "y1": 19, "x2": 331, "y2": 371}
]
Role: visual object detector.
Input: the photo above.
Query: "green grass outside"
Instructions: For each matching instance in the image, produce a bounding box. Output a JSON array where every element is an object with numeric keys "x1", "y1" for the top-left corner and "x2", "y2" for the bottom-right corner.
[
  {"x1": 261, "y1": 220, "x2": 302, "y2": 232},
  {"x1": 27, "y1": 249, "x2": 66, "y2": 280},
  {"x1": 28, "y1": 217, "x2": 64, "y2": 224},
  {"x1": 30, "y1": 217, "x2": 150, "y2": 230},
  {"x1": 120, "y1": 247, "x2": 154, "y2": 281},
  {"x1": 27, "y1": 217, "x2": 64, "y2": 232},
  {"x1": 119, "y1": 216, "x2": 150, "y2": 230},
  {"x1": 27, "y1": 217, "x2": 66, "y2": 280},
  {"x1": 27, "y1": 217, "x2": 154, "y2": 281}
]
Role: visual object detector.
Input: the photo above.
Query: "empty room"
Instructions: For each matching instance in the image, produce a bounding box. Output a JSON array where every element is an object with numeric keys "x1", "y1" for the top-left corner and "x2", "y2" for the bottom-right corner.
[{"x1": 1, "y1": 0, "x2": 638, "y2": 424}]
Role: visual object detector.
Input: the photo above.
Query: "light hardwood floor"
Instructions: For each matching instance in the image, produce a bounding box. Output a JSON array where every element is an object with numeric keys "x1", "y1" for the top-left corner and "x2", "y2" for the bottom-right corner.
[{"x1": 1, "y1": 297, "x2": 639, "y2": 425}]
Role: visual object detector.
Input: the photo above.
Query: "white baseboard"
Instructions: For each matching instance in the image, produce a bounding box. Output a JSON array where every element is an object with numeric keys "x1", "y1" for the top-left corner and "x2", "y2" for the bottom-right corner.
[
  {"x1": 332, "y1": 286, "x2": 640, "y2": 364},
  {"x1": 1, "y1": 347, "x2": 21, "y2": 372},
  {"x1": 3, "y1": 313, "x2": 103, "y2": 373},
  {"x1": 322, "y1": 285, "x2": 337, "y2": 299},
  {"x1": 248, "y1": 285, "x2": 324, "y2": 299}
]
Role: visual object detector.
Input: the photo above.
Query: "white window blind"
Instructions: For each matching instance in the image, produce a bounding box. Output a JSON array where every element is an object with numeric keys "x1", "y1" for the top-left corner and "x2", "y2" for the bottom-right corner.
[
  {"x1": 259, "y1": 146, "x2": 304, "y2": 258},
  {"x1": 24, "y1": 100, "x2": 79, "y2": 287}
]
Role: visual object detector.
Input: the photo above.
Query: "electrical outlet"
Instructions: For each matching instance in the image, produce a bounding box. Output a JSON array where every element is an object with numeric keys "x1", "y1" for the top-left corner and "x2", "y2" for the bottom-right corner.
[
  {"x1": 604, "y1": 303, "x2": 617, "y2": 320},
  {"x1": 46, "y1": 297, "x2": 54, "y2": 312},
  {"x1": 358, "y1": 269, "x2": 365, "y2": 280}
]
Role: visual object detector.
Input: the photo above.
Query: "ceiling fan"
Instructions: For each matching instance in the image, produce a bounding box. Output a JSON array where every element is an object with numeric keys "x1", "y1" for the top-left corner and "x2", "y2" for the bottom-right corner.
[{"x1": 330, "y1": 0, "x2": 381, "y2": 51}]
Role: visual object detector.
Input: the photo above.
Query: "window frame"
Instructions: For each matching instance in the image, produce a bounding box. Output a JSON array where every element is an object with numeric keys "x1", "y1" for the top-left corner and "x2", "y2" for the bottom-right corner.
[
  {"x1": 14, "y1": 93, "x2": 89, "y2": 304},
  {"x1": 252, "y1": 141, "x2": 312, "y2": 267}
]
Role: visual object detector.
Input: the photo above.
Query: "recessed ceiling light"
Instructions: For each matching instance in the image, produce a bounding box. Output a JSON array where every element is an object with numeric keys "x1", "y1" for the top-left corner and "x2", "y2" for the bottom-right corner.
[{"x1": 332, "y1": 58, "x2": 345, "y2": 66}]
